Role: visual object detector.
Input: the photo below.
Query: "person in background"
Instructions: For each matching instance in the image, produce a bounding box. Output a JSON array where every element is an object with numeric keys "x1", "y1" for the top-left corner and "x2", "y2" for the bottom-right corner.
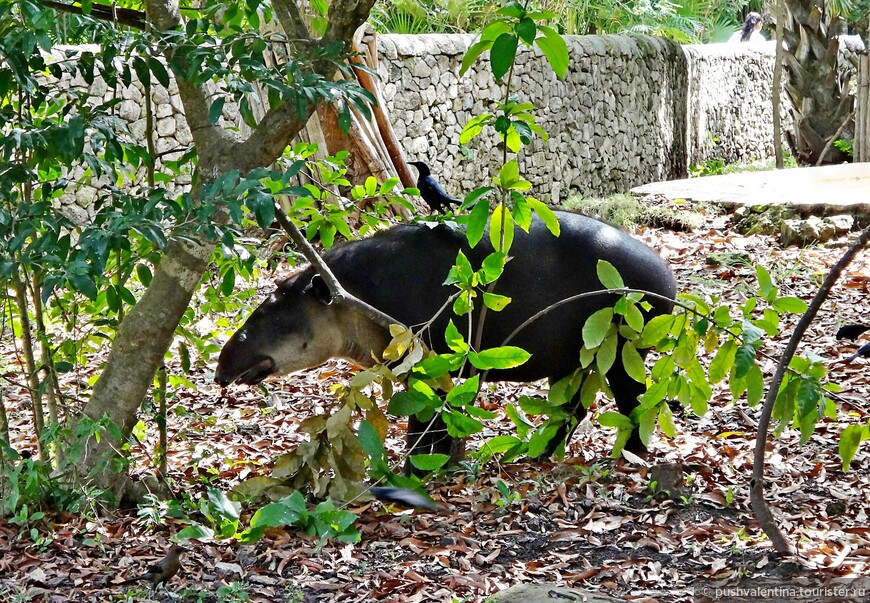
[{"x1": 729, "y1": 12, "x2": 766, "y2": 43}]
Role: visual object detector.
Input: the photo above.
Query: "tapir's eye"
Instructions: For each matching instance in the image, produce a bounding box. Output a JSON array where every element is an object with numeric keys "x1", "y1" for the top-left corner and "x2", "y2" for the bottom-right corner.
[{"x1": 302, "y1": 341, "x2": 309, "y2": 350}]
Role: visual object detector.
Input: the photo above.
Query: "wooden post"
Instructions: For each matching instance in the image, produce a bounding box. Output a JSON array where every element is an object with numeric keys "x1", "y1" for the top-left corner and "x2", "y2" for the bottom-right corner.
[{"x1": 855, "y1": 54, "x2": 869, "y2": 162}]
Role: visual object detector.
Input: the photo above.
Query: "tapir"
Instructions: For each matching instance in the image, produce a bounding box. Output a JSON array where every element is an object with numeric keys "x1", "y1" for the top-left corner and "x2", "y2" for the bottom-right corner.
[{"x1": 215, "y1": 211, "x2": 676, "y2": 459}]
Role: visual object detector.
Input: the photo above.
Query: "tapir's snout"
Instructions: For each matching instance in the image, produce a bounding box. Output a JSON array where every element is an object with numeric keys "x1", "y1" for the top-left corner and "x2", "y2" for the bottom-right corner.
[{"x1": 214, "y1": 356, "x2": 276, "y2": 387}]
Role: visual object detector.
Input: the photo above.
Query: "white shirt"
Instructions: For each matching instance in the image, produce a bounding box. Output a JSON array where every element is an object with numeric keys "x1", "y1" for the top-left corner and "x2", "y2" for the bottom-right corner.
[{"x1": 729, "y1": 31, "x2": 766, "y2": 44}]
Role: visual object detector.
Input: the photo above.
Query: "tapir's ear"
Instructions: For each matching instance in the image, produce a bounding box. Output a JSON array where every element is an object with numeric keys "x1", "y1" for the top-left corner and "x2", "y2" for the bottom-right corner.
[{"x1": 304, "y1": 274, "x2": 333, "y2": 305}]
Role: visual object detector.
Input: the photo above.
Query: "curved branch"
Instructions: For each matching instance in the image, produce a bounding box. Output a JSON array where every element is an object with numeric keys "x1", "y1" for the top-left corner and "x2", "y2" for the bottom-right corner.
[
  {"x1": 273, "y1": 205, "x2": 405, "y2": 332},
  {"x1": 751, "y1": 223, "x2": 870, "y2": 555}
]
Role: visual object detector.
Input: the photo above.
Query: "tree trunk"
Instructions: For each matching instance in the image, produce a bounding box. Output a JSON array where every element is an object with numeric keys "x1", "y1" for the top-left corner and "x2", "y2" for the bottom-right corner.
[
  {"x1": 72, "y1": 237, "x2": 215, "y2": 497},
  {"x1": 66, "y1": 0, "x2": 377, "y2": 501},
  {"x1": 856, "y1": 54, "x2": 869, "y2": 162},
  {"x1": 779, "y1": 0, "x2": 853, "y2": 164}
]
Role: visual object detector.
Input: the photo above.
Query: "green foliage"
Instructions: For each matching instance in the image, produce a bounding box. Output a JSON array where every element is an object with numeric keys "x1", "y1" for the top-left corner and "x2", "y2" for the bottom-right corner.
[
  {"x1": 369, "y1": 0, "x2": 495, "y2": 34},
  {"x1": 369, "y1": 0, "x2": 757, "y2": 43},
  {"x1": 173, "y1": 487, "x2": 359, "y2": 550},
  {"x1": 0, "y1": 416, "x2": 124, "y2": 523},
  {"x1": 1, "y1": 0, "x2": 406, "y2": 521},
  {"x1": 833, "y1": 138, "x2": 854, "y2": 158},
  {"x1": 241, "y1": 491, "x2": 359, "y2": 547}
]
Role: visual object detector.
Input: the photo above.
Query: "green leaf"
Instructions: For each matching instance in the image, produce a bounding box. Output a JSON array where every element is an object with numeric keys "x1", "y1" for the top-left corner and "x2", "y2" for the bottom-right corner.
[
  {"x1": 176, "y1": 524, "x2": 214, "y2": 540},
  {"x1": 250, "y1": 499, "x2": 303, "y2": 528},
  {"x1": 68, "y1": 273, "x2": 98, "y2": 300},
  {"x1": 756, "y1": 265, "x2": 776, "y2": 300},
  {"x1": 336, "y1": 99, "x2": 351, "y2": 133},
  {"x1": 746, "y1": 363, "x2": 765, "y2": 407},
  {"x1": 580, "y1": 371, "x2": 602, "y2": 408},
  {"x1": 490, "y1": 33, "x2": 518, "y2": 81},
  {"x1": 414, "y1": 355, "x2": 458, "y2": 379},
  {"x1": 596, "y1": 331, "x2": 617, "y2": 375},
  {"x1": 596, "y1": 260, "x2": 624, "y2": 289},
  {"x1": 527, "y1": 197, "x2": 560, "y2": 236},
  {"x1": 446, "y1": 375, "x2": 480, "y2": 407},
  {"x1": 639, "y1": 314, "x2": 674, "y2": 347},
  {"x1": 658, "y1": 404, "x2": 677, "y2": 438},
  {"x1": 445, "y1": 320, "x2": 467, "y2": 353},
  {"x1": 465, "y1": 405, "x2": 498, "y2": 420},
  {"x1": 518, "y1": 395, "x2": 553, "y2": 415},
  {"x1": 582, "y1": 307, "x2": 614, "y2": 349},
  {"x1": 465, "y1": 199, "x2": 490, "y2": 247},
  {"x1": 621, "y1": 342, "x2": 646, "y2": 383},
  {"x1": 598, "y1": 411, "x2": 633, "y2": 430},
  {"x1": 535, "y1": 26, "x2": 569, "y2": 78},
  {"x1": 358, "y1": 420, "x2": 385, "y2": 459},
  {"x1": 469, "y1": 346, "x2": 531, "y2": 370},
  {"x1": 478, "y1": 252, "x2": 506, "y2": 284},
  {"x1": 489, "y1": 205, "x2": 514, "y2": 253},
  {"x1": 548, "y1": 371, "x2": 582, "y2": 406},
  {"x1": 527, "y1": 423, "x2": 560, "y2": 458},
  {"x1": 840, "y1": 424, "x2": 867, "y2": 471},
  {"x1": 409, "y1": 453, "x2": 450, "y2": 471},
  {"x1": 483, "y1": 292, "x2": 511, "y2": 311},
  {"x1": 516, "y1": 17, "x2": 537, "y2": 45},
  {"x1": 733, "y1": 344, "x2": 756, "y2": 379},
  {"x1": 460, "y1": 39, "x2": 493, "y2": 76},
  {"x1": 771, "y1": 296, "x2": 808, "y2": 314},
  {"x1": 132, "y1": 56, "x2": 150, "y2": 88},
  {"x1": 443, "y1": 410, "x2": 483, "y2": 437},
  {"x1": 708, "y1": 340, "x2": 736, "y2": 384},
  {"x1": 460, "y1": 114, "x2": 493, "y2": 145},
  {"x1": 483, "y1": 435, "x2": 523, "y2": 454},
  {"x1": 208, "y1": 487, "x2": 240, "y2": 521},
  {"x1": 624, "y1": 302, "x2": 645, "y2": 333},
  {"x1": 148, "y1": 56, "x2": 170, "y2": 88},
  {"x1": 498, "y1": 2, "x2": 523, "y2": 18},
  {"x1": 221, "y1": 267, "x2": 235, "y2": 296},
  {"x1": 388, "y1": 390, "x2": 432, "y2": 416},
  {"x1": 453, "y1": 290, "x2": 473, "y2": 315},
  {"x1": 497, "y1": 159, "x2": 520, "y2": 189}
]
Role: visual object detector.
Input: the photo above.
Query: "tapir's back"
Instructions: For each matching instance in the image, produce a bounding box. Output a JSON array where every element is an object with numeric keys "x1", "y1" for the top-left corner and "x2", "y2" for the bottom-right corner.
[{"x1": 324, "y1": 212, "x2": 676, "y2": 382}]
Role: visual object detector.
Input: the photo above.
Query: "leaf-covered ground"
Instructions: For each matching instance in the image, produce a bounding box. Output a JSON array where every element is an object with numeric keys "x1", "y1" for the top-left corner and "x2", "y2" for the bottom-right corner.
[{"x1": 3, "y1": 208, "x2": 870, "y2": 602}]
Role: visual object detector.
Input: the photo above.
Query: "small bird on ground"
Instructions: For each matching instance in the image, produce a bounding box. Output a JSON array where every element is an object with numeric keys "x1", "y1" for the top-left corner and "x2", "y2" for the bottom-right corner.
[
  {"x1": 120, "y1": 543, "x2": 186, "y2": 587},
  {"x1": 408, "y1": 161, "x2": 461, "y2": 214}
]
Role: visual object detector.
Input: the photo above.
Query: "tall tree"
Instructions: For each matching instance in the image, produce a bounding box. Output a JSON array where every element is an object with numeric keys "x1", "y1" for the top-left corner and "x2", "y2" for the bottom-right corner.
[
  {"x1": 28, "y1": 0, "x2": 378, "y2": 500},
  {"x1": 778, "y1": 0, "x2": 854, "y2": 164}
]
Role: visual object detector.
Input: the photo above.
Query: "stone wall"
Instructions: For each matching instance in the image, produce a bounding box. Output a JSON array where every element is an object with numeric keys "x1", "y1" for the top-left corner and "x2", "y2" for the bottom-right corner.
[
  {"x1": 682, "y1": 42, "x2": 785, "y2": 166},
  {"x1": 52, "y1": 35, "x2": 789, "y2": 215},
  {"x1": 378, "y1": 34, "x2": 784, "y2": 202}
]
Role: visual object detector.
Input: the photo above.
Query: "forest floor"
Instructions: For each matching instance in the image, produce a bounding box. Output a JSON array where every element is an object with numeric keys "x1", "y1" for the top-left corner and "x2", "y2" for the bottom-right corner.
[{"x1": 3, "y1": 205, "x2": 870, "y2": 602}]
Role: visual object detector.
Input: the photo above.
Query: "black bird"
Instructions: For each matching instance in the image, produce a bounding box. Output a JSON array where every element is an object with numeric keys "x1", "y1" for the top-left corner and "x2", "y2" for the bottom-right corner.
[
  {"x1": 408, "y1": 161, "x2": 461, "y2": 214},
  {"x1": 834, "y1": 323, "x2": 870, "y2": 362},
  {"x1": 836, "y1": 324, "x2": 870, "y2": 341},
  {"x1": 370, "y1": 486, "x2": 441, "y2": 511}
]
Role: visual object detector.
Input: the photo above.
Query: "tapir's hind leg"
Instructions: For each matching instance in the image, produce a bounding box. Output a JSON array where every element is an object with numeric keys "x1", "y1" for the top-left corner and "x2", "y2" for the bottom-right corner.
[{"x1": 544, "y1": 341, "x2": 648, "y2": 457}]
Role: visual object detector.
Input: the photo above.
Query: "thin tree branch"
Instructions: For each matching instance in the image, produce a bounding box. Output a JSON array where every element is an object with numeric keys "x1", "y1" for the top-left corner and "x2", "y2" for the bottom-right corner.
[
  {"x1": 772, "y1": 0, "x2": 785, "y2": 169},
  {"x1": 40, "y1": 0, "x2": 147, "y2": 30},
  {"x1": 143, "y1": 0, "x2": 236, "y2": 166},
  {"x1": 272, "y1": 205, "x2": 406, "y2": 332},
  {"x1": 271, "y1": 0, "x2": 311, "y2": 43},
  {"x1": 751, "y1": 223, "x2": 870, "y2": 555}
]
